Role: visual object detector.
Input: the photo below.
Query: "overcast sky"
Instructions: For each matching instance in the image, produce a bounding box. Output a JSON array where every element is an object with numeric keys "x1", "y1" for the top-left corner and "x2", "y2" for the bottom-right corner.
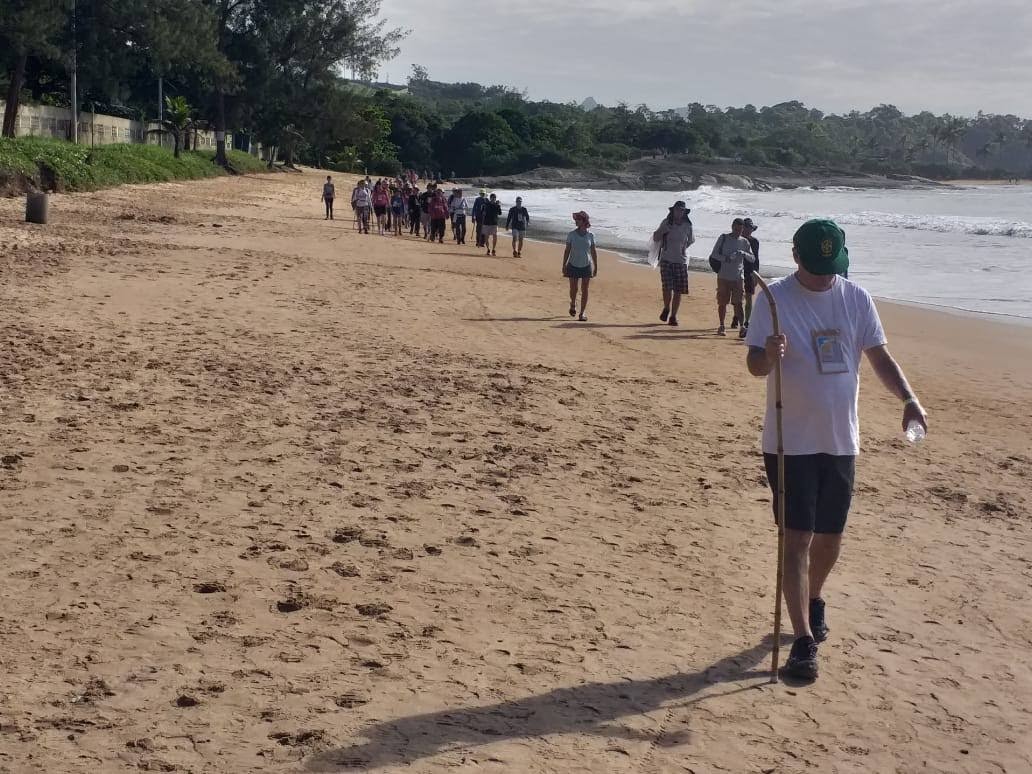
[{"x1": 377, "y1": 0, "x2": 1032, "y2": 118}]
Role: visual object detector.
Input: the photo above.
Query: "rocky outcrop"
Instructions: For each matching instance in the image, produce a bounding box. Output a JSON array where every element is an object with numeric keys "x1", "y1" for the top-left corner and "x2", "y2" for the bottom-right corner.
[{"x1": 466, "y1": 158, "x2": 944, "y2": 192}]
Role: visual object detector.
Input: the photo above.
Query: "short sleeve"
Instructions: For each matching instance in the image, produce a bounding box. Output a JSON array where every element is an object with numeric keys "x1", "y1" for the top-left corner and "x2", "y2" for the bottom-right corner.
[
  {"x1": 565, "y1": 231, "x2": 573, "y2": 246},
  {"x1": 745, "y1": 289, "x2": 773, "y2": 348},
  {"x1": 859, "y1": 289, "x2": 887, "y2": 351}
]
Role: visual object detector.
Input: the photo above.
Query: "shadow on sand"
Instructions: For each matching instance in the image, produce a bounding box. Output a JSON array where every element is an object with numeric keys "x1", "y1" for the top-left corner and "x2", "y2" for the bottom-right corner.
[{"x1": 304, "y1": 636, "x2": 785, "y2": 771}]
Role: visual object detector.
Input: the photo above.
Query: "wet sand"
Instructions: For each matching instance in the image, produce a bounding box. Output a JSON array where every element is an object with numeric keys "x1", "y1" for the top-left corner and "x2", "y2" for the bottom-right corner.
[{"x1": 1, "y1": 170, "x2": 1029, "y2": 772}]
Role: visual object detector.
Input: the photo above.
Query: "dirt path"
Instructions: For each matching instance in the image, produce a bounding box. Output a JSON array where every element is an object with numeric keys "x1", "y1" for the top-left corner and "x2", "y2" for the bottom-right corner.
[{"x1": 0, "y1": 171, "x2": 1029, "y2": 772}]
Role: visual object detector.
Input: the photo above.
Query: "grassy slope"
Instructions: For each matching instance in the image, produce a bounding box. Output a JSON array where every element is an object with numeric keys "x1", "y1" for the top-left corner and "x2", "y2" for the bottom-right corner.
[{"x1": 0, "y1": 137, "x2": 269, "y2": 195}]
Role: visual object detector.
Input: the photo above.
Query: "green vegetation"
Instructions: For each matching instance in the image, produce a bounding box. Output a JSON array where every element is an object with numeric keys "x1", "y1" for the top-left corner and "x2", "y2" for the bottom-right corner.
[
  {"x1": 361, "y1": 73, "x2": 1032, "y2": 180},
  {"x1": 0, "y1": 136, "x2": 266, "y2": 193}
]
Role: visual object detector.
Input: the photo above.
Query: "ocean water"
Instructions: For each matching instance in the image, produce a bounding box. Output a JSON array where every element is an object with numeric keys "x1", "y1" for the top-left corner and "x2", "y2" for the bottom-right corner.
[{"x1": 498, "y1": 183, "x2": 1032, "y2": 320}]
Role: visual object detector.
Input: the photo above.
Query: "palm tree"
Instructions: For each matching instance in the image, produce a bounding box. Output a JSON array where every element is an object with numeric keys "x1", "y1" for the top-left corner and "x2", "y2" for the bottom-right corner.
[{"x1": 148, "y1": 96, "x2": 194, "y2": 158}]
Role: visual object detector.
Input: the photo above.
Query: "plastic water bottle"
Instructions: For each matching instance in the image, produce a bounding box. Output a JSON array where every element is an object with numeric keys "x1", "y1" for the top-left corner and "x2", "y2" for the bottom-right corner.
[{"x1": 905, "y1": 420, "x2": 926, "y2": 444}]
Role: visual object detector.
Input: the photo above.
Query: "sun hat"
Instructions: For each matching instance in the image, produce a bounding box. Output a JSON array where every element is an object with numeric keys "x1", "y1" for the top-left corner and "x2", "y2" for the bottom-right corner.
[
  {"x1": 742, "y1": 217, "x2": 757, "y2": 230},
  {"x1": 572, "y1": 211, "x2": 591, "y2": 228},
  {"x1": 793, "y1": 219, "x2": 849, "y2": 276},
  {"x1": 669, "y1": 200, "x2": 691, "y2": 213}
]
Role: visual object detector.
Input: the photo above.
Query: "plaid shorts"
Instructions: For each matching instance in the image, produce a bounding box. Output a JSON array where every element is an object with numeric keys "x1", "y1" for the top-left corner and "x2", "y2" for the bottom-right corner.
[{"x1": 660, "y1": 261, "x2": 690, "y2": 293}]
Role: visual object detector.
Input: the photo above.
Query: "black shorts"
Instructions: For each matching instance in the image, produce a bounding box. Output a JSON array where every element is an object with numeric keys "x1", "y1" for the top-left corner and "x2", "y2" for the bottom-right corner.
[
  {"x1": 763, "y1": 453, "x2": 855, "y2": 534},
  {"x1": 373, "y1": 204, "x2": 387, "y2": 216},
  {"x1": 744, "y1": 271, "x2": 756, "y2": 295}
]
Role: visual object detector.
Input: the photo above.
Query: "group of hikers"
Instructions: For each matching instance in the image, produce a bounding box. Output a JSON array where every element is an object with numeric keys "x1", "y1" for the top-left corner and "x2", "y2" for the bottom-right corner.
[
  {"x1": 561, "y1": 200, "x2": 763, "y2": 332},
  {"x1": 322, "y1": 171, "x2": 930, "y2": 683},
  {"x1": 321, "y1": 175, "x2": 532, "y2": 258}
]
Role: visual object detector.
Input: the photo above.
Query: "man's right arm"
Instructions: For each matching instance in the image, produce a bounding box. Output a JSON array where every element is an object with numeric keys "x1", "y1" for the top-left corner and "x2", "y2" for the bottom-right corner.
[{"x1": 747, "y1": 337, "x2": 785, "y2": 377}]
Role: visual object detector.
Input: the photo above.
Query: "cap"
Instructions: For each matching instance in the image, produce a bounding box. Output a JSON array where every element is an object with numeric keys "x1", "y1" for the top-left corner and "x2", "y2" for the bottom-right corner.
[
  {"x1": 732, "y1": 217, "x2": 745, "y2": 226},
  {"x1": 742, "y1": 217, "x2": 757, "y2": 230},
  {"x1": 479, "y1": 188, "x2": 487, "y2": 195},
  {"x1": 793, "y1": 219, "x2": 849, "y2": 276},
  {"x1": 669, "y1": 200, "x2": 690, "y2": 213}
]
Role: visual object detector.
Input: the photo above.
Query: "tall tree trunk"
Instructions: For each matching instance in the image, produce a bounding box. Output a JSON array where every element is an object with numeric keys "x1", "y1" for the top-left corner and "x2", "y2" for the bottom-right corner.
[
  {"x1": 214, "y1": 89, "x2": 228, "y2": 166},
  {"x1": 2, "y1": 54, "x2": 29, "y2": 138}
]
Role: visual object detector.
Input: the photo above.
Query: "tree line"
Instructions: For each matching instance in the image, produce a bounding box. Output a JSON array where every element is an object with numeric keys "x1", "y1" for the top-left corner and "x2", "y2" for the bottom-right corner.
[
  {"x1": 371, "y1": 72, "x2": 1032, "y2": 179},
  {"x1": 0, "y1": 0, "x2": 404, "y2": 166}
]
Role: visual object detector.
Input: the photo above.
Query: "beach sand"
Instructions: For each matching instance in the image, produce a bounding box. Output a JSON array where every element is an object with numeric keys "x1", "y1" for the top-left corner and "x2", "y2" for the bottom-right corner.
[{"x1": 1, "y1": 170, "x2": 1029, "y2": 773}]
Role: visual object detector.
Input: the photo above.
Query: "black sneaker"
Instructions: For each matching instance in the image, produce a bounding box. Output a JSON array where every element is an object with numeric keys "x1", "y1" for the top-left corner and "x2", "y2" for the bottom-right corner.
[
  {"x1": 784, "y1": 635, "x2": 819, "y2": 680},
  {"x1": 659, "y1": 307, "x2": 669, "y2": 322},
  {"x1": 668, "y1": 316, "x2": 679, "y2": 327},
  {"x1": 730, "y1": 317, "x2": 740, "y2": 329},
  {"x1": 810, "y1": 597, "x2": 829, "y2": 643}
]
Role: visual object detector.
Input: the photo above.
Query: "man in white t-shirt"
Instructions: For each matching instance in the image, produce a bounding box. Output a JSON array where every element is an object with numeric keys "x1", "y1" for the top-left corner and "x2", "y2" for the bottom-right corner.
[{"x1": 745, "y1": 219, "x2": 928, "y2": 681}]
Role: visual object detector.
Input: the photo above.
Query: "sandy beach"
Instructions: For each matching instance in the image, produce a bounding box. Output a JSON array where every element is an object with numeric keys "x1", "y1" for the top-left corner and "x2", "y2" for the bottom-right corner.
[{"x1": 1, "y1": 169, "x2": 1029, "y2": 773}]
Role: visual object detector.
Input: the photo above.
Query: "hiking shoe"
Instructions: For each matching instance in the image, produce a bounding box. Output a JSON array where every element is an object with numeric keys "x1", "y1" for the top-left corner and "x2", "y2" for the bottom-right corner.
[
  {"x1": 659, "y1": 307, "x2": 669, "y2": 322},
  {"x1": 784, "y1": 635, "x2": 819, "y2": 680},
  {"x1": 738, "y1": 326, "x2": 747, "y2": 339},
  {"x1": 810, "y1": 598, "x2": 829, "y2": 643}
]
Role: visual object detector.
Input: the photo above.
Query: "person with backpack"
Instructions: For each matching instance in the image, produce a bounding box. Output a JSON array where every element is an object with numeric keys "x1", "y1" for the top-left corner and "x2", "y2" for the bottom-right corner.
[
  {"x1": 709, "y1": 217, "x2": 756, "y2": 336},
  {"x1": 407, "y1": 186, "x2": 421, "y2": 235},
  {"x1": 652, "y1": 200, "x2": 694, "y2": 326},
  {"x1": 471, "y1": 189, "x2": 489, "y2": 247},
  {"x1": 449, "y1": 188, "x2": 469, "y2": 244},
  {"x1": 371, "y1": 181, "x2": 390, "y2": 235},
  {"x1": 428, "y1": 187, "x2": 450, "y2": 243},
  {"x1": 562, "y1": 211, "x2": 598, "y2": 321},
  {"x1": 322, "y1": 176, "x2": 335, "y2": 220},
  {"x1": 351, "y1": 179, "x2": 371, "y2": 234},
  {"x1": 506, "y1": 197, "x2": 530, "y2": 257},
  {"x1": 482, "y1": 193, "x2": 503, "y2": 256},
  {"x1": 390, "y1": 187, "x2": 405, "y2": 236},
  {"x1": 733, "y1": 217, "x2": 762, "y2": 337},
  {"x1": 418, "y1": 184, "x2": 434, "y2": 239}
]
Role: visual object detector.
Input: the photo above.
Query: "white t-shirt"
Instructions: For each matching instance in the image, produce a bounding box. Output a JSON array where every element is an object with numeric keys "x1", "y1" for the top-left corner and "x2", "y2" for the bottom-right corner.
[{"x1": 745, "y1": 275, "x2": 887, "y2": 456}]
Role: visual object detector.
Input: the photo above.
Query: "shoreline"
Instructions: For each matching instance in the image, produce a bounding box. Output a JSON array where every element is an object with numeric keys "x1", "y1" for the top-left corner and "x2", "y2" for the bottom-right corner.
[{"x1": 517, "y1": 229, "x2": 1032, "y2": 328}]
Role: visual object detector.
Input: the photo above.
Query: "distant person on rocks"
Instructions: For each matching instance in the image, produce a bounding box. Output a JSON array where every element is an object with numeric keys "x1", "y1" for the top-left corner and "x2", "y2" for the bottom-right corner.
[
  {"x1": 745, "y1": 218, "x2": 927, "y2": 681},
  {"x1": 562, "y1": 211, "x2": 598, "y2": 321},
  {"x1": 472, "y1": 189, "x2": 489, "y2": 248},
  {"x1": 351, "y1": 179, "x2": 371, "y2": 234},
  {"x1": 738, "y1": 217, "x2": 761, "y2": 337},
  {"x1": 322, "y1": 176, "x2": 335, "y2": 220},
  {"x1": 709, "y1": 217, "x2": 755, "y2": 335},
  {"x1": 450, "y1": 188, "x2": 469, "y2": 244},
  {"x1": 428, "y1": 187, "x2": 450, "y2": 243},
  {"x1": 506, "y1": 196, "x2": 530, "y2": 257},
  {"x1": 652, "y1": 200, "x2": 694, "y2": 327},
  {"x1": 482, "y1": 193, "x2": 502, "y2": 256},
  {"x1": 407, "y1": 186, "x2": 421, "y2": 234}
]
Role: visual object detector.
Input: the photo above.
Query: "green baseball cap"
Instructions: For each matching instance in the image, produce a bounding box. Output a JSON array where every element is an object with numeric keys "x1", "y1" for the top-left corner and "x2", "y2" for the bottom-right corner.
[{"x1": 793, "y1": 219, "x2": 849, "y2": 276}]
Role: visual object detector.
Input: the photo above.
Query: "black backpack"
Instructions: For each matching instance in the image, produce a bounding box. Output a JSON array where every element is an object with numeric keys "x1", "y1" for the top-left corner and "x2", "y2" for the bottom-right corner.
[{"x1": 709, "y1": 233, "x2": 725, "y2": 273}]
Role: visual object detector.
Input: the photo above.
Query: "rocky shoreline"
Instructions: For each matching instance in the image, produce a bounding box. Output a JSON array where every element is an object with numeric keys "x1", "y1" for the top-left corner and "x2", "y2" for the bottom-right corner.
[{"x1": 465, "y1": 157, "x2": 944, "y2": 192}]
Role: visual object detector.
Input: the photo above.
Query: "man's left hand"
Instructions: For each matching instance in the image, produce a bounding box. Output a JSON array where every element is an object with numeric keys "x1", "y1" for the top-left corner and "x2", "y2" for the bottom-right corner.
[{"x1": 902, "y1": 400, "x2": 928, "y2": 433}]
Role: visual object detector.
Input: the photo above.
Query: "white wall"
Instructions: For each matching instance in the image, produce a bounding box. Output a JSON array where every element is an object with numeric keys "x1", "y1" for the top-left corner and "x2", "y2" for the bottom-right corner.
[{"x1": 0, "y1": 102, "x2": 234, "y2": 151}]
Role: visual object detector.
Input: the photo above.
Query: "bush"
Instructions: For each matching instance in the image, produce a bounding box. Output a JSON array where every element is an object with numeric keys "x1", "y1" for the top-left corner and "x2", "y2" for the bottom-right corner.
[
  {"x1": 368, "y1": 154, "x2": 402, "y2": 176},
  {"x1": 0, "y1": 137, "x2": 272, "y2": 194}
]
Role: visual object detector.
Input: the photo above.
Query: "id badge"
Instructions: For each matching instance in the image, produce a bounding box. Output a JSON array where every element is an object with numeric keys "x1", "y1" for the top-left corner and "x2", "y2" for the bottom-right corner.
[{"x1": 812, "y1": 329, "x2": 848, "y2": 374}]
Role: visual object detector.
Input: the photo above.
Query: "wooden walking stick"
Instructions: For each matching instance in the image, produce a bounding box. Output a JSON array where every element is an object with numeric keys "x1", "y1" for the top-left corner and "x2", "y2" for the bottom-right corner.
[{"x1": 752, "y1": 273, "x2": 786, "y2": 683}]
